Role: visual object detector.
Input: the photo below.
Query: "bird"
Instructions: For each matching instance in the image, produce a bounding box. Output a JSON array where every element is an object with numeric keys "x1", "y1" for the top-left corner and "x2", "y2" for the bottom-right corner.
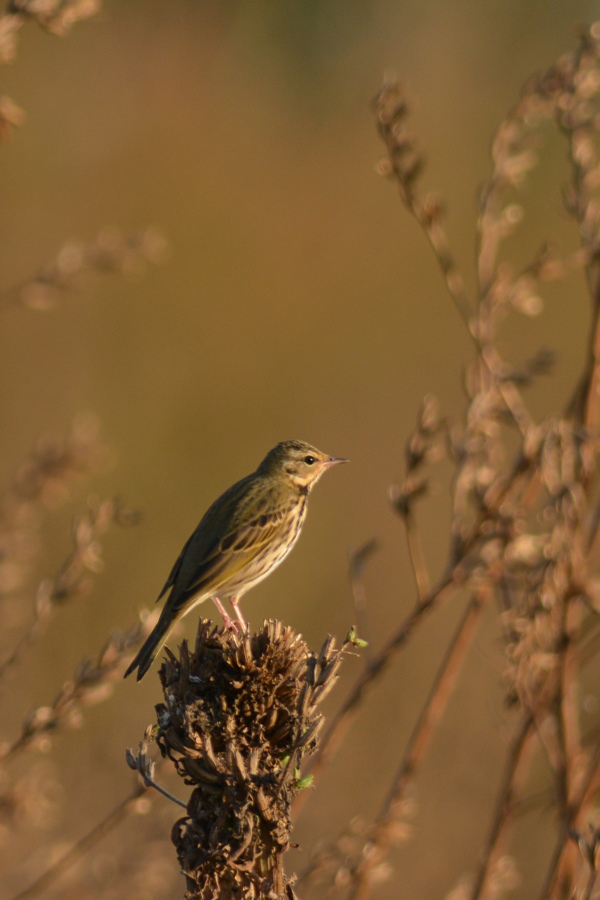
[{"x1": 124, "y1": 440, "x2": 347, "y2": 681}]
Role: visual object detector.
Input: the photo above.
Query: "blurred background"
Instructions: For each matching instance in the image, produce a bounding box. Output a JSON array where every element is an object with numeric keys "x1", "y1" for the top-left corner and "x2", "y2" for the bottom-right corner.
[{"x1": 1, "y1": 1, "x2": 598, "y2": 897}]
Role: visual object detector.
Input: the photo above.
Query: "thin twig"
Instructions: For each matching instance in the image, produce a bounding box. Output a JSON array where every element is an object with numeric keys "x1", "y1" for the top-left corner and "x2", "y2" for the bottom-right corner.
[
  {"x1": 294, "y1": 460, "x2": 538, "y2": 832},
  {"x1": 403, "y1": 510, "x2": 430, "y2": 601},
  {"x1": 0, "y1": 497, "x2": 139, "y2": 679},
  {"x1": 125, "y1": 737, "x2": 187, "y2": 809},
  {"x1": 0, "y1": 227, "x2": 168, "y2": 312},
  {"x1": 347, "y1": 589, "x2": 489, "y2": 900},
  {"x1": 302, "y1": 575, "x2": 454, "y2": 784},
  {"x1": 538, "y1": 736, "x2": 600, "y2": 899},
  {"x1": 1, "y1": 616, "x2": 155, "y2": 765},
  {"x1": 348, "y1": 539, "x2": 380, "y2": 658},
  {"x1": 8, "y1": 783, "x2": 150, "y2": 900},
  {"x1": 581, "y1": 862, "x2": 598, "y2": 900},
  {"x1": 374, "y1": 82, "x2": 534, "y2": 437},
  {"x1": 469, "y1": 713, "x2": 536, "y2": 900}
]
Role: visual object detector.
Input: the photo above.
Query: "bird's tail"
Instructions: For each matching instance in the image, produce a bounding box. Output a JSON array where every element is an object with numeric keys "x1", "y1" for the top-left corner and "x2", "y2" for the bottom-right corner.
[{"x1": 124, "y1": 609, "x2": 175, "y2": 681}]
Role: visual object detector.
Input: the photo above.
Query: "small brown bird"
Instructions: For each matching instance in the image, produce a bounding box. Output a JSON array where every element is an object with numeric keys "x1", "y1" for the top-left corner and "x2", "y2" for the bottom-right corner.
[{"x1": 125, "y1": 440, "x2": 347, "y2": 681}]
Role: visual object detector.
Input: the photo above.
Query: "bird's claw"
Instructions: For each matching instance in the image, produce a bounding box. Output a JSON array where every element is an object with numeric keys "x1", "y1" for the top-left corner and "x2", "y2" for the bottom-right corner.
[{"x1": 222, "y1": 614, "x2": 240, "y2": 633}]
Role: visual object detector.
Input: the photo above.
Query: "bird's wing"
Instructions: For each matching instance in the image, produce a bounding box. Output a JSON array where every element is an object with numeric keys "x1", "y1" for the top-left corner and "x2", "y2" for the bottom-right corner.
[
  {"x1": 159, "y1": 480, "x2": 294, "y2": 615},
  {"x1": 155, "y1": 473, "x2": 256, "y2": 603},
  {"x1": 156, "y1": 529, "x2": 195, "y2": 601},
  {"x1": 168, "y1": 509, "x2": 289, "y2": 613}
]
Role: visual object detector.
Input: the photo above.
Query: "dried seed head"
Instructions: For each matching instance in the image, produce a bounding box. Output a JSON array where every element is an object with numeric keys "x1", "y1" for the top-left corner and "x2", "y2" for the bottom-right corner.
[{"x1": 155, "y1": 619, "x2": 350, "y2": 899}]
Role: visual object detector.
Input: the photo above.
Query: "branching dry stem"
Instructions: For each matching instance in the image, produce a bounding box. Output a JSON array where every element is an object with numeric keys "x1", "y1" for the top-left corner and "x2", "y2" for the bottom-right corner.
[{"x1": 8, "y1": 784, "x2": 150, "y2": 900}]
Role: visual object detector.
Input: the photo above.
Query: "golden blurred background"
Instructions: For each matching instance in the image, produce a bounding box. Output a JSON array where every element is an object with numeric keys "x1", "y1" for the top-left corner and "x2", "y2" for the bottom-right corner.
[{"x1": 1, "y1": 1, "x2": 598, "y2": 897}]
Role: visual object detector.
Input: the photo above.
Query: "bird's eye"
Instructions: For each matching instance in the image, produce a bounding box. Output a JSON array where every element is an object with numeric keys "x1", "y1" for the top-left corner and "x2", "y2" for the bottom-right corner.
[{"x1": 304, "y1": 455, "x2": 315, "y2": 466}]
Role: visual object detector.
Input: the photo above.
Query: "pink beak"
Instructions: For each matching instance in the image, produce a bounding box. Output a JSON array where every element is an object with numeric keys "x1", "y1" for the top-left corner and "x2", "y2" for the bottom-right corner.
[{"x1": 324, "y1": 456, "x2": 349, "y2": 467}]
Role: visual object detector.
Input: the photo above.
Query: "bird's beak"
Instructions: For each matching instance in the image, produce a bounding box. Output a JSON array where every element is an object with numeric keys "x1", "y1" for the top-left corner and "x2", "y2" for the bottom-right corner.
[{"x1": 324, "y1": 456, "x2": 349, "y2": 467}]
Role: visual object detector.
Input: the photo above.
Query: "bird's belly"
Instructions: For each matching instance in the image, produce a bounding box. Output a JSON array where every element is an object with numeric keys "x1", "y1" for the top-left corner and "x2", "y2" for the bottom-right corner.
[{"x1": 223, "y1": 504, "x2": 306, "y2": 599}]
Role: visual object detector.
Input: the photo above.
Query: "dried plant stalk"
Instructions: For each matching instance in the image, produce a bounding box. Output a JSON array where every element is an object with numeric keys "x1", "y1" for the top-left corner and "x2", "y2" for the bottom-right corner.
[
  {"x1": 1, "y1": 617, "x2": 154, "y2": 765},
  {"x1": 153, "y1": 619, "x2": 354, "y2": 900},
  {"x1": 295, "y1": 20, "x2": 600, "y2": 900},
  {"x1": 0, "y1": 226, "x2": 169, "y2": 311}
]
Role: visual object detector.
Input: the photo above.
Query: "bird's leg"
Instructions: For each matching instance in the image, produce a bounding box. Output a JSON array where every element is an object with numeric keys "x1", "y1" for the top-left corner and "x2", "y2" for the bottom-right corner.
[
  {"x1": 212, "y1": 597, "x2": 238, "y2": 632},
  {"x1": 230, "y1": 597, "x2": 248, "y2": 633}
]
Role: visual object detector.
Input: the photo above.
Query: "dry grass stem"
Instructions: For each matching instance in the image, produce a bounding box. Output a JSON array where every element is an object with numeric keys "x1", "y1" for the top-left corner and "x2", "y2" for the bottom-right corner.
[
  {"x1": 6, "y1": 0, "x2": 101, "y2": 37},
  {"x1": 8, "y1": 782, "x2": 150, "y2": 900},
  {"x1": 295, "y1": 21, "x2": 600, "y2": 900},
  {"x1": 347, "y1": 539, "x2": 380, "y2": 656},
  {"x1": 297, "y1": 591, "x2": 488, "y2": 898},
  {"x1": 0, "y1": 495, "x2": 139, "y2": 678},
  {"x1": 1, "y1": 616, "x2": 154, "y2": 765},
  {"x1": 0, "y1": 0, "x2": 102, "y2": 137},
  {"x1": 347, "y1": 591, "x2": 489, "y2": 900},
  {"x1": 0, "y1": 418, "x2": 110, "y2": 668},
  {"x1": 0, "y1": 227, "x2": 169, "y2": 311},
  {"x1": 468, "y1": 714, "x2": 536, "y2": 900},
  {"x1": 7, "y1": 10, "x2": 600, "y2": 900},
  {"x1": 0, "y1": 11, "x2": 177, "y2": 892}
]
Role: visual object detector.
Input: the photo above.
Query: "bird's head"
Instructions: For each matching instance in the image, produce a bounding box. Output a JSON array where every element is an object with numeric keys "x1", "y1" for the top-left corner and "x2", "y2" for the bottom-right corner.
[{"x1": 258, "y1": 440, "x2": 348, "y2": 493}]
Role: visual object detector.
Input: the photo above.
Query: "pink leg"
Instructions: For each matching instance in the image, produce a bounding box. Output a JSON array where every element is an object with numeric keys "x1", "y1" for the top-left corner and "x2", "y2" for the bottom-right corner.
[
  {"x1": 230, "y1": 597, "x2": 248, "y2": 633},
  {"x1": 212, "y1": 597, "x2": 238, "y2": 631}
]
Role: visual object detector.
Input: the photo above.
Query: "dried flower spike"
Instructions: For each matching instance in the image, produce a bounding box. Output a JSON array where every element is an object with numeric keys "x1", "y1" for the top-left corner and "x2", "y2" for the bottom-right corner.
[{"x1": 154, "y1": 619, "x2": 353, "y2": 900}]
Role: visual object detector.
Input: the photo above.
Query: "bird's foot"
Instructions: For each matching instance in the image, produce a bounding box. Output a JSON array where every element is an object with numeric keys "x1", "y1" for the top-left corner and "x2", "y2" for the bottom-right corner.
[
  {"x1": 212, "y1": 597, "x2": 239, "y2": 632},
  {"x1": 231, "y1": 598, "x2": 249, "y2": 635}
]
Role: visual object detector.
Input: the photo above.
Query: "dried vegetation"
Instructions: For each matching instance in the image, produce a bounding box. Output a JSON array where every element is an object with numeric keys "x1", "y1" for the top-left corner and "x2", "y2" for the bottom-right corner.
[
  {"x1": 137, "y1": 621, "x2": 352, "y2": 899},
  {"x1": 3, "y1": 6, "x2": 600, "y2": 900}
]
